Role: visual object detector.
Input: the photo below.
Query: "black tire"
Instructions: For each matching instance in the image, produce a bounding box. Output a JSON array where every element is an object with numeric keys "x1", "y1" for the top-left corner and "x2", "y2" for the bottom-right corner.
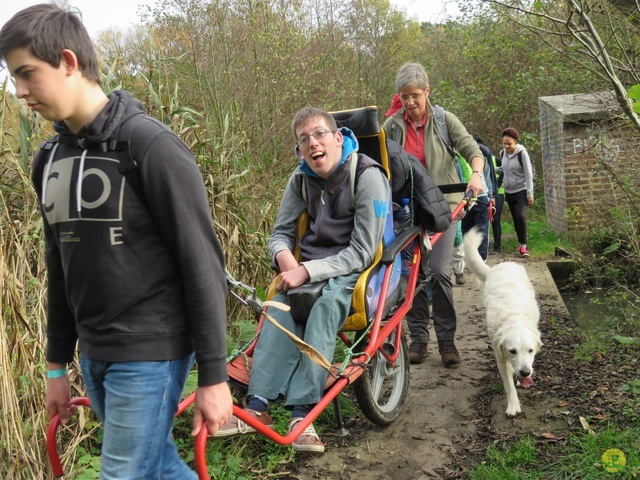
[{"x1": 353, "y1": 327, "x2": 410, "y2": 426}]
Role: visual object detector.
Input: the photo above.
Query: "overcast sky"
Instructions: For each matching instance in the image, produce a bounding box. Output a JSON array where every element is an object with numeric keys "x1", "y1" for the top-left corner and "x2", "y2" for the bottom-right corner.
[{"x1": 0, "y1": 0, "x2": 460, "y2": 39}]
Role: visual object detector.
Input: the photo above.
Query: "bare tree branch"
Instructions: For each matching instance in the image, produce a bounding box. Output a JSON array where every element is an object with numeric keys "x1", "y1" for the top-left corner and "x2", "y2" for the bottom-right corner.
[{"x1": 485, "y1": 0, "x2": 640, "y2": 130}]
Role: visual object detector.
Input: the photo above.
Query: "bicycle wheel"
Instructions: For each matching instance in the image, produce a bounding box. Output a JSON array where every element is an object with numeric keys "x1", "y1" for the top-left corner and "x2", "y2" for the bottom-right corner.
[{"x1": 353, "y1": 327, "x2": 410, "y2": 426}]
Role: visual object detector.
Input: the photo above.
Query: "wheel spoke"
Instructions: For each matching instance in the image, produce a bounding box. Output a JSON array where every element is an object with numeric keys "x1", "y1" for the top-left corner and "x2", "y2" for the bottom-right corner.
[
  {"x1": 385, "y1": 362, "x2": 400, "y2": 377},
  {"x1": 353, "y1": 329, "x2": 409, "y2": 426},
  {"x1": 369, "y1": 353, "x2": 385, "y2": 401}
]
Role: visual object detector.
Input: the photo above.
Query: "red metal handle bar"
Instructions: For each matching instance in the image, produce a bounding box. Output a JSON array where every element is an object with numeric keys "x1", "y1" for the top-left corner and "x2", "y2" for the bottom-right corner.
[
  {"x1": 177, "y1": 391, "x2": 196, "y2": 414},
  {"x1": 46, "y1": 397, "x2": 92, "y2": 477},
  {"x1": 429, "y1": 196, "x2": 471, "y2": 246},
  {"x1": 195, "y1": 420, "x2": 209, "y2": 479},
  {"x1": 47, "y1": 392, "x2": 204, "y2": 479}
]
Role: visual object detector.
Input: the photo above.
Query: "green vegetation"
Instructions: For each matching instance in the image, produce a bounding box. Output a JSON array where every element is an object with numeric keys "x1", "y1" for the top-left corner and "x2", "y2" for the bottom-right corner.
[
  {"x1": 573, "y1": 332, "x2": 611, "y2": 363},
  {"x1": 496, "y1": 205, "x2": 571, "y2": 259},
  {"x1": 470, "y1": 428, "x2": 640, "y2": 479},
  {"x1": 1, "y1": 0, "x2": 639, "y2": 478},
  {"x1": 469, "y1": 435, "x2": 538, "y2": 479}
]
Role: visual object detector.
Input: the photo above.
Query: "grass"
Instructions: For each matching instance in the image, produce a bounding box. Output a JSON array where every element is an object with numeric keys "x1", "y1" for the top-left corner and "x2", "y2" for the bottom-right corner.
[
  {"x1": 573, "y1": 332, "x2": 611, "y2": 363},
  {"x1": 469, "y1": 436, "x2": 538, "y2": 479},
  {"x1": 470, "y1": 426, "x2": 640, "y2": 479},
  {"x1": 493, "y1": 203, "x2": 571, "y2": 259}
]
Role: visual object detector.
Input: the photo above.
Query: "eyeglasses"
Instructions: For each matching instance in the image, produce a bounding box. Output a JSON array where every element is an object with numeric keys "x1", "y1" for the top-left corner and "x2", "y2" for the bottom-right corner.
[
  {"x1": 399, "y1": 91, "x2": 425, "y2": 103},
  {"x1": 296, "y1": 128, "x2": 334, "y2": 148}
]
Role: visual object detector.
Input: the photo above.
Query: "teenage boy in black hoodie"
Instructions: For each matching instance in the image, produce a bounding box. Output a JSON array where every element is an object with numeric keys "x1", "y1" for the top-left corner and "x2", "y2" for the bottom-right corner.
[{"x1": 0, "y1": 4, "x2": 232, "y2": 478}]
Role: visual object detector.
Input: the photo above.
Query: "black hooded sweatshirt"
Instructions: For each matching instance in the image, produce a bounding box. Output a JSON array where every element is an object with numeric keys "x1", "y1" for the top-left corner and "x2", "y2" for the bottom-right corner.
[{"x1": 32, "y1": 90, "x2": 228, "y2": 386}]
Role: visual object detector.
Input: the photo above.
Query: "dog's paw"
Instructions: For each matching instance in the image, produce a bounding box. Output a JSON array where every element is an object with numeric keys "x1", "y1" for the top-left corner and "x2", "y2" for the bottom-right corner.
[{"x1": 505, "y1": 403, "x2": 521, "y2": 417}]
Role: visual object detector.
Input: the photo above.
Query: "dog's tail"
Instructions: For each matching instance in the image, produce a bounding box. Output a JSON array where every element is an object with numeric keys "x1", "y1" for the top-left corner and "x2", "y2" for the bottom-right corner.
[{"x1": 463, "y1": 226, "x2": 490, "y2": 282}]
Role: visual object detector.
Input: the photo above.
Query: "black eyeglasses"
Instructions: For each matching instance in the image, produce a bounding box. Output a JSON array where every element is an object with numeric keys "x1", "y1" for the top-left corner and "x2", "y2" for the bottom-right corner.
[{"x1": 296, "y1": 128, "x2": 334, "y2": 148}]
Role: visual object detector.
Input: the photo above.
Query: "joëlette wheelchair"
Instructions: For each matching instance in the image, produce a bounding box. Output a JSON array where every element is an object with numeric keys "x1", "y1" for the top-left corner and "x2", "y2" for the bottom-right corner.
[{"x1": 46, "y1": 106, "x2": 474, "y2": 480}]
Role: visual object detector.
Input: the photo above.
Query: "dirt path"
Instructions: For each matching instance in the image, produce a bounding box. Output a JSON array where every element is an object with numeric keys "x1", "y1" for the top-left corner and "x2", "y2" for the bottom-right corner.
[{"x1": 289, "y1": 257, "x2": 570, "y2": 479}]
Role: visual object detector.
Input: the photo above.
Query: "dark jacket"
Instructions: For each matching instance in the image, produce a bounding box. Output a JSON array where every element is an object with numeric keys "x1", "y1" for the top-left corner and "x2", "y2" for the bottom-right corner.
[
  {"x1": 477, "y1": 142, "x2": 498, "y2": 198},
  {"x1": 32, "y1": 90, "x2": 228, "y2": 386},
  {"x1": 387, "y1": 139, "x2": 451, "y2": 232}
]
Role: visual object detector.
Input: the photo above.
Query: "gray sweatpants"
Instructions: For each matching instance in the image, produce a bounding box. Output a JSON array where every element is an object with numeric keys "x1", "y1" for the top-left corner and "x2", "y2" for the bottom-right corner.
[{"x1": 406, "y1": 220, "x2": 458, "y2": 343}]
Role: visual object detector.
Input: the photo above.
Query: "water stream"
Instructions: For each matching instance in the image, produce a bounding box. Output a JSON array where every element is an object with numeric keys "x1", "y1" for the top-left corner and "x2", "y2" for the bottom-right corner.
[
  {"x1": 547, "y1": 261, "x2": 637, "y2": 333},
  {"x1": 561, "y1": 288, "x2": 621, "y2": 332}
]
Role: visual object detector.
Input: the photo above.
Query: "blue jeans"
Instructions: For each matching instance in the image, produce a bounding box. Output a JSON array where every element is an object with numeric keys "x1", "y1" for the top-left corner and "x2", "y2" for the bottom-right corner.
[
  {"x1": 80, "y1": 354, "x2": 197, "y2": 480},
  {"x1": 248, "y1": 273, "x2": 359, "y2": 406}
]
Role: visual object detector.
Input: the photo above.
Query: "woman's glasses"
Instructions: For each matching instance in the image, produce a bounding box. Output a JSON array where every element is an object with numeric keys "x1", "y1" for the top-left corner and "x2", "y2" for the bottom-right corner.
[{"x1": 399, "y1": 90, "x2": 426, "y2": 103}]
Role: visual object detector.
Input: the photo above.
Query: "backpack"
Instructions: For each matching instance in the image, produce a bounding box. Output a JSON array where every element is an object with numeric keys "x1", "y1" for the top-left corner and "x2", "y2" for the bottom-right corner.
[
  {"x1": 477, "y1": 142, "x2": 498, "y2": 198},
  {"x1": 300, "y1": 146, "x2": 451, "y2": 233},
  {"x1": 432, "y1": 105, "x2": 494, "y2": 195},
  {"x1": 386, "y1": 139, "x2": 451, "y2": 233}
]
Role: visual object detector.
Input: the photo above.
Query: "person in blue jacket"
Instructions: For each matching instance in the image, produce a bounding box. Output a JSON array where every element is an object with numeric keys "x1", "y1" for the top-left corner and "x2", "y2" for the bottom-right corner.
[{"x1": 460, "y1": 137, "x2": 498, "y2": 261}]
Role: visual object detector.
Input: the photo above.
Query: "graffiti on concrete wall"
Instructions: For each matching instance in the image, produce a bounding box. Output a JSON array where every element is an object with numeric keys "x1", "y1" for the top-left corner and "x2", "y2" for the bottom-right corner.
[{"x1": 572, "y1": 127, "x2": 621, "y2": 164}]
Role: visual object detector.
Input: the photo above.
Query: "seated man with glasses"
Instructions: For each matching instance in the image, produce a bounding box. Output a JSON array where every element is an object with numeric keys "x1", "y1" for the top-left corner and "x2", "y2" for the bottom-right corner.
[{"x1": 215, "y1": 106, "x2": 390, "y2": 453}]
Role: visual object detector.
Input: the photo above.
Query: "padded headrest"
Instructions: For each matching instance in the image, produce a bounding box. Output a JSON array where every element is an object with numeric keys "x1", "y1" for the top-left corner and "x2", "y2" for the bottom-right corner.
[{"x1": 330, "y1": 106, "x2": 380, "y2": 137}]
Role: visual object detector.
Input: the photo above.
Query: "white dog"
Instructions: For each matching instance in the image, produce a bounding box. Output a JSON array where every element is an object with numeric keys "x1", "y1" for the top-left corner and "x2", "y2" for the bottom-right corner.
[{"x1": 463, "y1": 226, "x2": 542, "y2": 416}]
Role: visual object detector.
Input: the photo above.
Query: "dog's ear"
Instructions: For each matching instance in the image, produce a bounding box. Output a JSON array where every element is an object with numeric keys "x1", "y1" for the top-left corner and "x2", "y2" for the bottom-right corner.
[{"x1": 494, "y1": 334, "x2": 508, "y2": 357}]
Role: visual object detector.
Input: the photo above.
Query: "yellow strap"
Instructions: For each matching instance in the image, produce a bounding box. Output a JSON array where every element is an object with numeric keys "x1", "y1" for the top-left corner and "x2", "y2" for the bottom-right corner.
[{"x1": 261, "y1": 301, "x2": 332, "y2": 371}]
